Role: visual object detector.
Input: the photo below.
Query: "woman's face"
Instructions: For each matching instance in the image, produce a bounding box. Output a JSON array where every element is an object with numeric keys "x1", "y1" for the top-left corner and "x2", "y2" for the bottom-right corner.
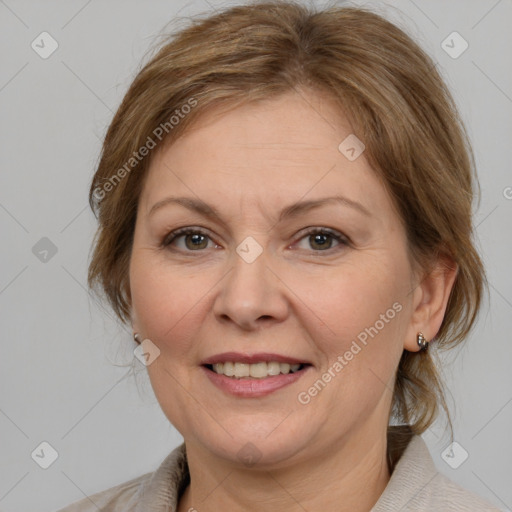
[{"x1": 129, "y1": 90, "x2": 420, "y2": 467}]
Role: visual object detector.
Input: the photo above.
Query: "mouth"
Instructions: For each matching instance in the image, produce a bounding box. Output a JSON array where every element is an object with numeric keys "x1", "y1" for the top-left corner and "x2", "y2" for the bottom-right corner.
[{"x1": 200, "y1": 353, "x2": 312, "y2": 397}]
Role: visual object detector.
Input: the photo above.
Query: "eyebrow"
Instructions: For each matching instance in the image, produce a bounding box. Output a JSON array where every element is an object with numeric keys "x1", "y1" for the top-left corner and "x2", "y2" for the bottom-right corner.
[{"x1": 147, "y1": 195, "x2": 371, "y2": 222}]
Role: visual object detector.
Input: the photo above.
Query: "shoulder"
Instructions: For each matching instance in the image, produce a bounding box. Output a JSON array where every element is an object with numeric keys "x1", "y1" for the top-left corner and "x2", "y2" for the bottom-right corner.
[
  {"x1": 55, "y1": 443, "x2": 189, "y2": 512},
  {"x1": 422, "y1": 471, "x2": 503, "y2": 511},
  {"x1": 54, "y1": 471, "x2": 151, "y2": 512},
  {"x1": 373, "y1": 434, "x2": 502, "y2": 512}
]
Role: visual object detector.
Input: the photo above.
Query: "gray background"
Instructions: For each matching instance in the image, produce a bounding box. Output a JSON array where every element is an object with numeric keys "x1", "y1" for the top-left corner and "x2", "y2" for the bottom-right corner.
[{"x1": 0, "y1": 0, "x2": 511, "y2": 510}]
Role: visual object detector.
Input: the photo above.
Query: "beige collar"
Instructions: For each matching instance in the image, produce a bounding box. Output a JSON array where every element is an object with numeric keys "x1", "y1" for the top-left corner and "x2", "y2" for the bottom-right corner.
[{"x1": 133, "y1": 434, "x2": 437, "y2": 511}]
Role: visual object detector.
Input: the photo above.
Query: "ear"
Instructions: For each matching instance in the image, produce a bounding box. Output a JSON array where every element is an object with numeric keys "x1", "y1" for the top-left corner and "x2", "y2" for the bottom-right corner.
[{"x1": 404, "y1": 256, "x2": 458, "y2": 352}]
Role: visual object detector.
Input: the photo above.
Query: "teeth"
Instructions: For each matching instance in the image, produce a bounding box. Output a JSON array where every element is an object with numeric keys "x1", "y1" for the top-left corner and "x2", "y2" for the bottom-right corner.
[
  {"x1": 267, "y1": 362, "x2": 281, "y2": 376},
  {"x1": 249, "y1": 362, "x2": 268, "y2": 378},
  {"x1": 234, "y1": 362, "x2": 250, "y2": 378},
  {"x1": 280, "y1": 363, "x2": 291, "y2": 374},
  {"x1": 213, "y1": 363, "x2": 224, "y2": 374},
  {"x1": 210, "y1": 361, "x2": 304, "y2": 378}
]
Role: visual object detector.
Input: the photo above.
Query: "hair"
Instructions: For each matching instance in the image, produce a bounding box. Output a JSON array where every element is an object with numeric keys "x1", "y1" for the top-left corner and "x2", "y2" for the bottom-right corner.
[{"x1": 87, "y1": 0, "x2": 485, "y2": 447}]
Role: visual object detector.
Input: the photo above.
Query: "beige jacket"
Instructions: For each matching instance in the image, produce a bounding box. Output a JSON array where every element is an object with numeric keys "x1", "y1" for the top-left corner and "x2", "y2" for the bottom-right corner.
[{"x1": 56, "y1": 435, "x2": 501, "y2": 511}]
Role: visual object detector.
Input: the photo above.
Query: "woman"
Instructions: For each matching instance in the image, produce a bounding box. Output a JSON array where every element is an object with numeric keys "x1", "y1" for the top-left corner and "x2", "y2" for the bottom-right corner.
[{"x1": 58, "y1": 1, "x2": 500, "y2": 510}]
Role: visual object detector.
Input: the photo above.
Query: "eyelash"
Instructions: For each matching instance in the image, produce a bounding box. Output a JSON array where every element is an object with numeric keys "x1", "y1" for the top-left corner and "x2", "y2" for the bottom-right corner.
[{"x1": 161, "y1": 226, "x2": 349, "y2": 255}]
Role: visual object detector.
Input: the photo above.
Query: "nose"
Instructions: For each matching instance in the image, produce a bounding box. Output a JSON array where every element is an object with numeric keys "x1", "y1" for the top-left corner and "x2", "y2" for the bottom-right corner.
[{"x1": 212, "y1": 247, "x2": 289, "y2": 331}]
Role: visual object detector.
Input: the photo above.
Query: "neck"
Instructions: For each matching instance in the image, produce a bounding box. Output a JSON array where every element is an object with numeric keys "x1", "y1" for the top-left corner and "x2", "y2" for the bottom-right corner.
[{"x1": 178, "y1": 424, "x2": 392, "y2": 512}]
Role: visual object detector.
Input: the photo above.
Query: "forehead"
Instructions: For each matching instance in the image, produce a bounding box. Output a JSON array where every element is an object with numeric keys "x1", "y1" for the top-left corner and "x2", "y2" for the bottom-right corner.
[
  {"x1": 160, "y1": 90, "x2": 349, "y2": 163},
  {"x1": 141, "y1": 90, "x2": 390, "y2": 218}
]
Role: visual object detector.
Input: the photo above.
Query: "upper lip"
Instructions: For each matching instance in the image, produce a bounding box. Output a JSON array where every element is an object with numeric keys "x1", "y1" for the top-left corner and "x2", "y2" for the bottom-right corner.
[{"x1": 201, "y1": 352, "x2": 311, "y2": 365}]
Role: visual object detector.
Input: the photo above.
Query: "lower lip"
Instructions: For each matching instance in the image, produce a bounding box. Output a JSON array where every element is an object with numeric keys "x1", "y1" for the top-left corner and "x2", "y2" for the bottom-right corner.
[{"x1": 202, "y1": 366, "x2": 309, "y2": 398}]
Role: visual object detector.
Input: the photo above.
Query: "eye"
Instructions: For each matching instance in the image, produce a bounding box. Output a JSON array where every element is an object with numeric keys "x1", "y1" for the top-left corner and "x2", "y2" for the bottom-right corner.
[
  {"x1": 162, "y1": 226, "x2": 349, "y2": 254},
  {"x1": 162, "y1": 227, "x2": 217, "y2": 251},
  {"x1": 294, "y1": 227, "x2": 348, "y2": 252}
]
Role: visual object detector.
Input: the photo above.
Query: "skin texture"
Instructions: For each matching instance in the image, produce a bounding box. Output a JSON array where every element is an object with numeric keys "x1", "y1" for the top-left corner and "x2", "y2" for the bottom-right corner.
[{"x1": 129, "y1": 89, "x2": 456, "y2": 512}]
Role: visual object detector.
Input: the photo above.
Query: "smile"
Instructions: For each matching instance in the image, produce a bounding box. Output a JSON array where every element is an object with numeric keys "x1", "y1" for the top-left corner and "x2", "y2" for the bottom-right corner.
[{"x1": 201, "y1": 355, "x2": 312, "y2": 397}]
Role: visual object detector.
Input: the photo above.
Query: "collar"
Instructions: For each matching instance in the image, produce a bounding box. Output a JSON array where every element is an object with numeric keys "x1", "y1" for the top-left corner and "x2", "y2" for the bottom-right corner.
[{"x1": 134, "y1": 434, "x2": 434, "y2": 512}]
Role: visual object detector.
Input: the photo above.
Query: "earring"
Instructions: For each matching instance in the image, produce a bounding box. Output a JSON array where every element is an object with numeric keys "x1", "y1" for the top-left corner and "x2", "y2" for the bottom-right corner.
[
  {"x1": 134, "y1": 333, "x2": 141, "y2": 344},
  {"x1": 417, "y1": 332, "x2": 429, "y2": 352}
]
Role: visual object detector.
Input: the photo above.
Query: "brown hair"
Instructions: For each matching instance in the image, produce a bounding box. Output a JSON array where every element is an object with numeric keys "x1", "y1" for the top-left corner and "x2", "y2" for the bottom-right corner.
[{"x1": 88, "y1": 0, "x2": 485, "y2": 441}]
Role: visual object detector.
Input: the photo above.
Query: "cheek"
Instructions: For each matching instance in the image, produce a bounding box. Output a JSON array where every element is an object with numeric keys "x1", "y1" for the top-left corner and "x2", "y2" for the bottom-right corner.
[
  {"x1": 129, "y1": 253, "x2": 204, "y2": 356},
  {"x1": 295, "y1": 258, "x2": 409, "y2": 399},
  {"x1": 304, "y1": 262, "x2": 405, "y2": 338},
  {"x1": 295, "y1": 267, "x2": 407, "y2": 416}
]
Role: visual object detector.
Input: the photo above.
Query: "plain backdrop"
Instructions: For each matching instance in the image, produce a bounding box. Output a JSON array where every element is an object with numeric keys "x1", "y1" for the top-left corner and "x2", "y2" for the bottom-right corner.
[{"x1": 0, "y1": 0, "x2": 511, "y2": 511}]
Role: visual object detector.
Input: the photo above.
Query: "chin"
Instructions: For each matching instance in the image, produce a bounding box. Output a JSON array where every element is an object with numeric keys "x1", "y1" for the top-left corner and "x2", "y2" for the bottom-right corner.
[{"x1": 194, "y1": 415, "x2": 320, "y2": 469}]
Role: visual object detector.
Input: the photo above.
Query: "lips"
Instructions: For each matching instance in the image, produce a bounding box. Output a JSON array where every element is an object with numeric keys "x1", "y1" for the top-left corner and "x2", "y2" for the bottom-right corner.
[
  {"x1": 201, "y1": 352, "x2": 312, "y2": 397},
  {"x1": 201, "y1": 352, "x2": 311, "y2": 378}
]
